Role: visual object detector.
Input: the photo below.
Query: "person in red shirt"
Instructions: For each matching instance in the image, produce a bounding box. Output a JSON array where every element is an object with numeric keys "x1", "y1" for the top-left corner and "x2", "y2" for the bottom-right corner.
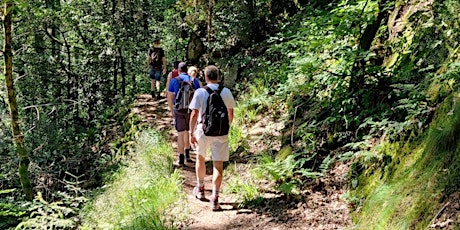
[{"x1": 165, "y1": 61, "x2": 180, "y2": 95}]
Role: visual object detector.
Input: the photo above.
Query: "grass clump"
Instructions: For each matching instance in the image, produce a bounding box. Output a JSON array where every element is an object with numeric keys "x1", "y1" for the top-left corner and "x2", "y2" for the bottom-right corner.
[
  {"x1": 225, "y1": 170, "x2": 263, "y2": 208},
  {"x1": 80, "y1": 130, "x2": 185, "y2": 230}
]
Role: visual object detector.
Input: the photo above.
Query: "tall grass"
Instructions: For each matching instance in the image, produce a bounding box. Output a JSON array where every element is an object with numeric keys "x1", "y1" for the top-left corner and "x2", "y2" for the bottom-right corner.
[{"x1": 80, "y1": 130, "x2": 185, "y2": 230}]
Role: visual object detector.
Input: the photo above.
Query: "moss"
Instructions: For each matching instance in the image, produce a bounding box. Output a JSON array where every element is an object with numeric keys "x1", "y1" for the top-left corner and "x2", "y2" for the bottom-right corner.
[
  {"x1": 351, "y1": 91, "x2": 460, "y2": 229},
  {"x1": 275, "y1": 145, "x2": 292, "y2": 161}
]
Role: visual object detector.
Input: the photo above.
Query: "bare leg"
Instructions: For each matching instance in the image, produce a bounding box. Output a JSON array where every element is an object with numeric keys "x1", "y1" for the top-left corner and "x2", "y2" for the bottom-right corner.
[
  {"x1": 156, "y1": 81, "x2": 161, "y2": 94},
  {"x1": 196, "y1": 155, "x2": 206, "y2": 182},
  {"x1": 177, "y1": 131, "x2": 186, "y2": 153},
  {"x1": 212, "y1": 161, "x2": 224, "y2": 194},
  {"x1": 183, "y1": 131, "x2": 190, "y2": 150}
]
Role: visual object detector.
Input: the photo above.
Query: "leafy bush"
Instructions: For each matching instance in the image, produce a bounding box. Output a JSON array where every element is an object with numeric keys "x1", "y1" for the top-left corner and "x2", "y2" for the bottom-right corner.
[
  {"x1": 0, "y1": 190, "x2": 27, "y2": 229},
  {"x1": 15, "y1": 191, "x2": 85, "y2": 229}
]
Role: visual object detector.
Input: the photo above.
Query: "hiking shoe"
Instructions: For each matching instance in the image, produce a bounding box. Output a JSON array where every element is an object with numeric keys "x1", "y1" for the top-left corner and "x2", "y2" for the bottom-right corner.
[
  {"x1": 193, "y1": 186, "x2": 206, "y2": 201},
  {"x1": 151, "y1": 91, "x2": 156, "y2": 99},
  {"x1": 178, "y1": 154, "x2": 185, "y2": 166},
  {"x1": 156, "y1": 93, "x2": 162, "y2": 100},
  {"x1": 210, "y1": 195, "x2": 221, "y2": 211},
  {"x1": 185, "y1": 151, "x2": 193, "y2": 163}
]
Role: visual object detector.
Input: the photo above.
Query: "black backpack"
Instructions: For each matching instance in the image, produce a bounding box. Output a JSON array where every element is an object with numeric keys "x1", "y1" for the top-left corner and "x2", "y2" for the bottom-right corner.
[
  {"x1": 174, "y1": 77, "x2": 195, "y2": 113},
  {"x1": 202, "y1": 85, "x2": 230, "y2": 136},
  {"x1": 149, "y1": 47, "x2": 163, "y2": 69}
]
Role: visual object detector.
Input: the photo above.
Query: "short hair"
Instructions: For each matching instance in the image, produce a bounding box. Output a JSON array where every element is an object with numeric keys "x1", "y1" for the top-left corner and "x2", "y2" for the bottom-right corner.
[
  {"x1": 204, "y1": 65, "x2": 219, "y2": 80},
  {"x1": 178, "y1": 62, "x2": 188, "y2": 72}
]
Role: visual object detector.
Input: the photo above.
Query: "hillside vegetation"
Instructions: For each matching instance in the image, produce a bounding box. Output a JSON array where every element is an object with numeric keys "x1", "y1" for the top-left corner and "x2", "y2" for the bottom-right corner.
[
  {"x1": 0, "y1": 0, "x2": 459, "y2": 229},
  {"x1": 227, "y1": 0, "x2": 460, "y2": 228}
]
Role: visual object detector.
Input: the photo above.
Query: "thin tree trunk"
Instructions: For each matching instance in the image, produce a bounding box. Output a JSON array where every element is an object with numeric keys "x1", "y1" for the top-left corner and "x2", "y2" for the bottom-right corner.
[
  {"x1": 119, "y1": 48, "x2": 126, "y2": 96},
  {"x1": 113, "y1": 56, "x2": 118, "y2": 96},
  {"x1": 349, "y1": 0, "x2": 389, "y2": 93},
  {"x1": 3, "y1": 2, "x2": 33, "y2": 201},
  {"x1": 207, "y1": 0, "x2": 214, "y2": 44},
  {"x1": 142, "y1": 0, "x2": 149, "y2": 37}
]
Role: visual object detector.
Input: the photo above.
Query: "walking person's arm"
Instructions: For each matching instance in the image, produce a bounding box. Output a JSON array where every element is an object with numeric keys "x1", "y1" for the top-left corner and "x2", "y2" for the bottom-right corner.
[
  {"x1": 222, "y1": 89, "x2": 236, "y2": 125},
  {"x1": 146, "y1": 56, "x2": 150, "y2": 70},
  {"x1": 167, "y1": 92, "x2": 175, "y2": 117},
  {"x1": 166, "y1": 72, "x2": 172, "y2": 94},
  {"x1": 228, "y1": 108, "x2": 234, "y2": 125},
  {"x1": 189, "y1": 109, "x2": 199, "y2": 145},
  {"x1": 167, "y1": 79, "x2": 176, "y2": 118},
  {"x1": 162, "y1": 56, "x2": 167, "y2": 74}
]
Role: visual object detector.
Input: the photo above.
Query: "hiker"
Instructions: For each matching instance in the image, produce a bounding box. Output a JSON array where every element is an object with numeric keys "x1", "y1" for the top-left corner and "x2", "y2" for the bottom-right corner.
[
  {"x1": 166, "y1": 61, "x2": 180, "y2": 95},
  {"x1": 146, "y1": 38, "x2": 167, "y2": 99},
  {"x1": 187, "y1": 66, "x2": 203, "y2": 88},
  {"x1": 189, "y1": 65, "x2": 236, "y2": 211},
  {"x1": 167, "y1": 62, "x2": 201, "y2": 166}
]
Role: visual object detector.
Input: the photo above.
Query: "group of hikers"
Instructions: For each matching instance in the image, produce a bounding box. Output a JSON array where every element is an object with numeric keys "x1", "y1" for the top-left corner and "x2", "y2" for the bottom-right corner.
[{"x1": 146, "y1": 38, "x2": 236, "y2": 211}]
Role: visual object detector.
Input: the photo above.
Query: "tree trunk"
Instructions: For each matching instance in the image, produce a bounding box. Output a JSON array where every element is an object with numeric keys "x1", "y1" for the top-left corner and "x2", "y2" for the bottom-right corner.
[
  {"x1": 207, "y1": 0, "x2": 214, "y2": 44},
  {"x1": 349, "y1": 0, "x2": 389, "y2": 93},
  {"x1": 113, "y1": 56, "x2": 118, "y2": 97},
  {"x1": 142, "y1": 0, "x2": 149, "y2": 37},
  {"x1": 119, "y1": 48, "x2": 126, "y2": 96},
  {"x1": 3, "y1": 2, "x2": 33, "y2": 201}
]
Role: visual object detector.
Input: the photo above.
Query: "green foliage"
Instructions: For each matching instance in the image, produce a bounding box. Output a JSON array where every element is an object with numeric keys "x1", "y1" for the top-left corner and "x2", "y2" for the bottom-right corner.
[
  {"x1": 252, "y1": 152, "x2": 325, "y2": 196},
  {"x1": 225, "y1": 175, "x2": 263, "y2": 208},
  {"x1": 1, "y1": 0, "x2": 459, "y2": 228},
  {"x1": 349, "y1": 92, "x2": 460, "y2": 229},
  {"x1": 230, "y1": 0, "x2": 460, "y2": 227},
  {"x1": 0, "y1": 0, "x2": 178, "y2": 198},
  {"x1": 0, "y1": 190, "x2": 26, "y2": 229},
  {"x1": 15, "y1": 191, "x2": 85, "y2": 229},
  {"x1": 80, "y1": 130, "x2": 183, "y2": 229}
]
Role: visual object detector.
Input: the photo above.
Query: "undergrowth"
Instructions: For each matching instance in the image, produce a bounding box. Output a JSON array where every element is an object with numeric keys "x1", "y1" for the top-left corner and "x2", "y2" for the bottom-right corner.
[
  {"x1": 227, "y1": 1, "x2": 460, "y2": 228},
  {"x1": 349, "y1": 92, "x2": 460, "y2": 229},
  {"x1": 80, "y1": 130, "x2": 184, "y2": 230}
]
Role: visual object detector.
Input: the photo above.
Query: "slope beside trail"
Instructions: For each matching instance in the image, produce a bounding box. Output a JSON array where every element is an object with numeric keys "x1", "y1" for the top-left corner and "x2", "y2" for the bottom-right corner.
[{"x1": 133, "y1": 93, "x2": 352, "y2": 230}]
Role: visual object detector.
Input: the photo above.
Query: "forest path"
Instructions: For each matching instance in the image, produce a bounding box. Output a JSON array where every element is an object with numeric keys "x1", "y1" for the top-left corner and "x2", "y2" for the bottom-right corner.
[
  {"x1": 133, "y1": 93, "x2": 243, "y2": 229},
  {"x1": 133, "y1": 93, "x2": 353, "y2": 230}
]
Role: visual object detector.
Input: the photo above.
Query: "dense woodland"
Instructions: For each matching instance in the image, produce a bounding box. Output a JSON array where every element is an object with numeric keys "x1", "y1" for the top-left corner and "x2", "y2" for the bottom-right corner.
[{"x1": 1, "y1": 0, "x2": 459, "y2": 229}]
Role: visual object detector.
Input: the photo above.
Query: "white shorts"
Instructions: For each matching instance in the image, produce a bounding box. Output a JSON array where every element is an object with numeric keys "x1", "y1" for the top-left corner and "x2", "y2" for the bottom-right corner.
[{"x1": 195, "y1": 124, "x2": 229, "y2": 161}]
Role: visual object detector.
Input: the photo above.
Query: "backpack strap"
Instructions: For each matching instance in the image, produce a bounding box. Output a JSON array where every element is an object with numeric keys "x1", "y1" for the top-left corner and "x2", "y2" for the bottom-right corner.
[
  {"x1": 217, "y1": 84, "x2": 224, "y2": 94},
  {"x1": 204, "y1": 86, "x2": 214, "y2": 95},
  {"x1": 174, "y1": 77, "x2": 183, "y2": 100},
  {"x1": 204, "y1": 85, "x2": 224, "y2": 95}
]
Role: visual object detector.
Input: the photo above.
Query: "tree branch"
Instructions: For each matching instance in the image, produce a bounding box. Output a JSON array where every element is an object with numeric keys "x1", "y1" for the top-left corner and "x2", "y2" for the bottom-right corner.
[{"x1": 43, "y1": 28, "x2": 64, "y2": 46}]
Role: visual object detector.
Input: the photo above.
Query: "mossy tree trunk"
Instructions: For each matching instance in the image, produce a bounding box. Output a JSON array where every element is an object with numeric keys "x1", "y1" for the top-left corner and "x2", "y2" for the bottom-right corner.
[
  {"x1": 3, "y1": 1, "x2": 33, "y2": 200},
  {"x1": 350, "y1": 0, "x2": 389, "y2": 91}
]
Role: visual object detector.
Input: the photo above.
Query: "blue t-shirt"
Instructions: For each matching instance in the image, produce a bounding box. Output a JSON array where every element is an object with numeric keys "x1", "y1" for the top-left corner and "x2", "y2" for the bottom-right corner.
[{"x1": 168, "y1": 73, "x2": 201, "y2": 104}]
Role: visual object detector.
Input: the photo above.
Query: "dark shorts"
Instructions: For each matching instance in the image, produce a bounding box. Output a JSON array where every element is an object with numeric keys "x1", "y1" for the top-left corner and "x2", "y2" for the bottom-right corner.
[
  {"x1": 149, "y1": 67, "x2": 162, "y2": 81},
  {"x1": 174, "y1": 110, "x2": 190, "y2": 132}
]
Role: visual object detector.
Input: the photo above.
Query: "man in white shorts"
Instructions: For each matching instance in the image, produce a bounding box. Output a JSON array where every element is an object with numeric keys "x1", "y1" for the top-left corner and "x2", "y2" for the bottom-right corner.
[{"x1": 189, "y1": 65, "x2": 236, "y2": 211}]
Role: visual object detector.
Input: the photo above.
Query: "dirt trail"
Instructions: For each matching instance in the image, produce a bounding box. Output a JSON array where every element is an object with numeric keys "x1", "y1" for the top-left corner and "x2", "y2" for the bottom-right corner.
[{"x1": 133, "y1": 93, "x2": 352, "y2": 230}]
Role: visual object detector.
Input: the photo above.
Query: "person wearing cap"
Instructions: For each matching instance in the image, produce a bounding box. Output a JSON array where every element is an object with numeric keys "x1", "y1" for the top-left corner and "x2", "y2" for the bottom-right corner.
[
  {"x1": 167, "y1": 62, "x2": 201, "y2": 166},
  {"x1": 146, "y1": 39, "x2": 167, "y2": 99}
]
